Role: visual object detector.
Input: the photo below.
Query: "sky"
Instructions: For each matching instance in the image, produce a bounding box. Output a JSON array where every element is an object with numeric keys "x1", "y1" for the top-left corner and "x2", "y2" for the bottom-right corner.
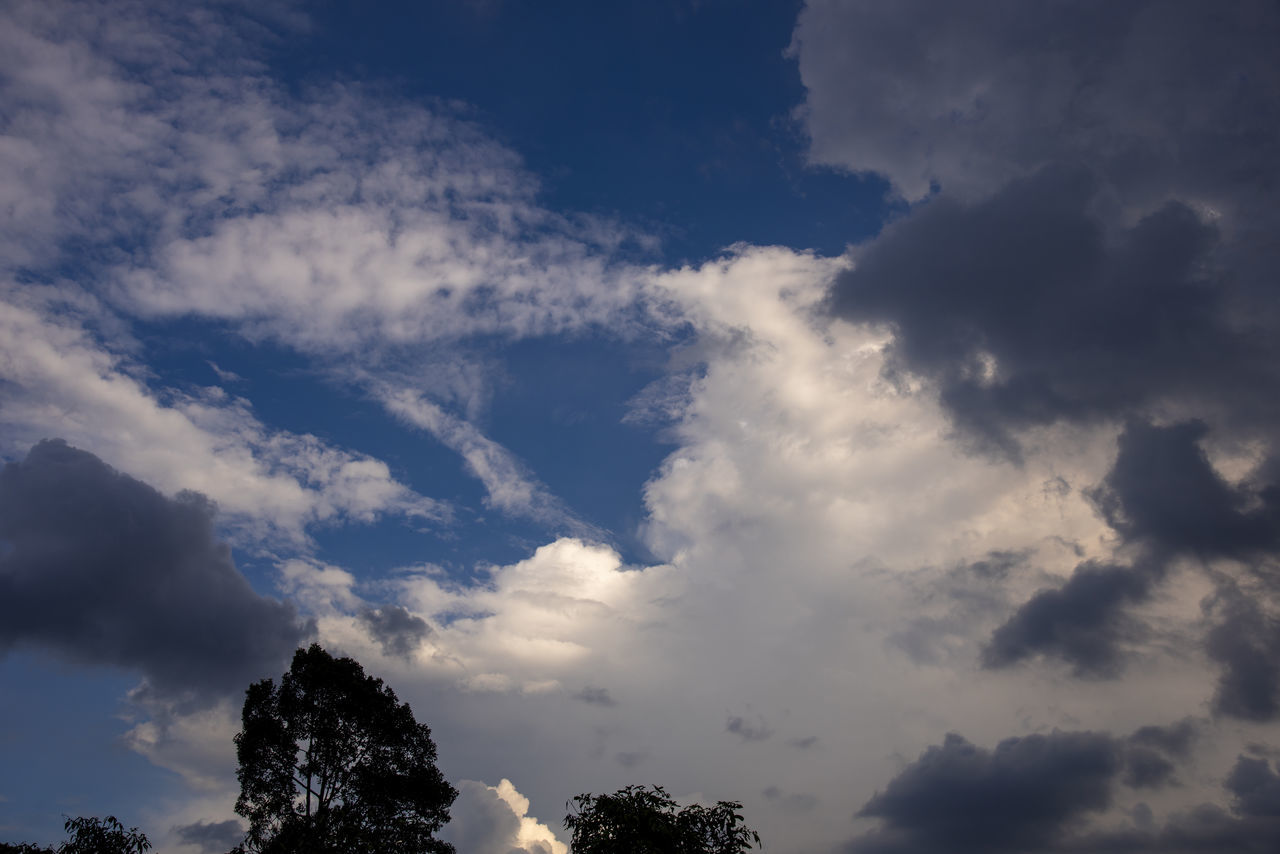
[{"x1": 2, "y1": 1, "x2": 1280, "y2": 852}]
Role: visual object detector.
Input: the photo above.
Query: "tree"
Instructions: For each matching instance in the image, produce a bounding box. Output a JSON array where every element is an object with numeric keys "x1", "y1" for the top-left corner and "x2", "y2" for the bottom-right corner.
[
  {"x1": 232, "y1": 643, "x2": 457, "y2": 854},
  {"x1": 564, "y1": 785, "x2": 761, "y2": 854},
  {"x1": 1, "y1": 816, "x2": 150, "y2": 854}
]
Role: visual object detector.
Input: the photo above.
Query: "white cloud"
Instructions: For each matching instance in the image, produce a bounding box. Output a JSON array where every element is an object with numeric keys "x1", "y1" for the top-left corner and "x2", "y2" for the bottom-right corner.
[
  {"x1": 443, "y1": 779, "x2": 567, "y2": 854},
  {"x1": 355, "y1": 248, "x2": 1226, "y2": 852},
  {"x1": 377, "y1": 384, "x2": 595, "y2": 532},
  {"x1": 0, "y1": 290, "x2": 442, "y2": 543}
]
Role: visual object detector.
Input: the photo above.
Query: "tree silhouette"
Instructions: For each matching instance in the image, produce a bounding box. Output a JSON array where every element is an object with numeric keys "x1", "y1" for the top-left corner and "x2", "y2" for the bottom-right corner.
[
  {"x1": 232, "y1": 644, "x2": 457, "y2": 854},
  {"x1": 1, "y1": 815, "x2": 150, "y2": 854},
  {"x1": 564, "y1": 785, "x2": 761, "y2": 853}
]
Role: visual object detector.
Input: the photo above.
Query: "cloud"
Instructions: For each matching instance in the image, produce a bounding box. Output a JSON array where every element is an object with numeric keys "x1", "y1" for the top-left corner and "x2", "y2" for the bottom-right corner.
[
  {"x1": 0, "y1": 0, "x2": 661, "y2": 544},
  {"x1": 1204, "y1": 590, "x2": 1280, "y2": 722},
  {"x1": 846, "y1": 729, "x2": 1280, "y2": 854},
  {"x1": 826, "y1": 168, "x2": 1271, "y2": 456},
  {"x1": 442, "y1": 779, "x2": 566, "y2": 854},
  {"x1": 792, "y1": 1, "x2": 1280, "y2": 212},
  {"x1": 572, "y1": 686, "x2": 617, "y2": 707},
  {"x1": 982, "y1": 562, "x2": 1154, "y2": 678},
  {"x1": 360, "y1": 605, "x2": 433, "y2": 659},
  {"x1": 849, "y1": 731, "x2": 1122, "y2": 853},
  {"x1": 0, "y1": 292, "x2": 444, "y2": 543},
  {"x1": 376, "y1": 386, "x2": 597, "y2": 532},
  {"x1": 1090, "y1": 420, "x2": 1280, "y2": 559},
  {"x1": 725, "y1": 715, "x2": 774, "y2": 743},
  {"x1": 761, "y1": 785, "x2": 818, "y2": 814},
  {"x1": 172, "y1": 819, "x2": 245, "y2": 854},
  {"x1": 0, "y1": 439, "x2": 309, "y2": 701}
]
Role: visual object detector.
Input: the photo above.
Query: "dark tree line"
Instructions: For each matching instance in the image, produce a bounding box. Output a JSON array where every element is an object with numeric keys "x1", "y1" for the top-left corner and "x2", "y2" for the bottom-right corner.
[{"x1": 4, "y1": 645, "x2": 761, "y2": 854}]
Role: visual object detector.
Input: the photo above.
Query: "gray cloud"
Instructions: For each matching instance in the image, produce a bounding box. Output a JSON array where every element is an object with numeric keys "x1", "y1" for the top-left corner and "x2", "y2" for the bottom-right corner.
[
  {"x1": 0, "y1": 439, "x2": 308, "y2": 702},
  {"x1": 828, "y1": 168, "x2": 1272, "y2": 456},
  {"x1": 986, "y1": 418, "x2": 1280, "y2": 688},
  {"x1": 848, "y1": 731, "x2": 1122, "y2": 853},
  {"x1": 360, "y1": 605, "x2": 432, "y2": 658},
  {"x1": 846, "y1": 727, "x2": 1272, "y2": 853},
  {"x1": 982, "y1": 562, "x2": 1154, "y2": 678},
  {"x1": 614, "y1": 750, "x2": 646, "y2": 769},
  {"x1": 173, "y1": 820, "x2": 245, "y2": 854},
  {"x1": 1205, "y1": 590, "x2": 1280, "y2": 722},
  {"x1": 725, "y1": 714, "x2": 774, "y2": 743},
  {"x1": 762, "y1": 785, "x2": 818, "y2": 814},
  {"x1": 1127, "y1": 719, "x2": 1198, "y2": 759},
  {"x1": 794, "y1": 1, "x2": 1280, "y2": 213},
  {"x1": 572, "y1": 686, "x2": 617, "y2": 707},
  {"x1": 1089, "y1": 421, "x2": 1280, "y2": 559}
]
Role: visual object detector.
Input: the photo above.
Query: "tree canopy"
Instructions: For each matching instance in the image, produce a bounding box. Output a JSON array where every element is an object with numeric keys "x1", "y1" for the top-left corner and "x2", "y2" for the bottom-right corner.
[
  {"x1": 1, "y1": 815, "x2": 150, "y2": 854},
  {"x1": 564, "y1": 785, "x2": 761, "y2": 854},
  {"x1": 232, "y1": 643, "x2": 457, "y2": 854}
]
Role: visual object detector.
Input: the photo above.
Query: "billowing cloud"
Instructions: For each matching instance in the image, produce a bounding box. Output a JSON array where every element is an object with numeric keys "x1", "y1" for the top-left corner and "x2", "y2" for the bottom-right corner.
[
  {"x1": 827, "y1": 169, "x2": 1272, "y2": 456},
  {"x1": 0, "y1": 439, "x2": 308, "y2": 701},
  {"x1": 442, "y1": 779, "x2": 566, "y2": 854},
  {"x1": 1090, "y1": 420, "x2": 1280, "y2": 559}
]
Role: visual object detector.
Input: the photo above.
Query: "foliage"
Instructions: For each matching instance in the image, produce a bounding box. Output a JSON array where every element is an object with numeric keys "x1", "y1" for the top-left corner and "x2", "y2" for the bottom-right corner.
[
  {"x1": 564, "y1": 785, "x2": 761, "y2": 854},
  {"x1": 58, "y1": 816, "x2": 150, "y2": 854},
  {"x1": 232, "y1": 644, "x2": 457, "y2": 854},
  {"x1": 1, "y1": 816, "x2": 150, "y2": 854}
]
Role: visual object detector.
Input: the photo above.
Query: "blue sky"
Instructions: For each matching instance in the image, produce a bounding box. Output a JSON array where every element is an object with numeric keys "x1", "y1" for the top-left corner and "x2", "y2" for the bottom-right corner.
[{"x1": 3, "y1": 2, "x2": 1280, "y2": 853}]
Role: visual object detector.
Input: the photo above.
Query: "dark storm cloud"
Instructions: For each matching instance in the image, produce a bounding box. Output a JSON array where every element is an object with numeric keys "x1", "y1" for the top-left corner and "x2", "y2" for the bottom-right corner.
[
  {"x1": 1204, "y1": 590, "x2": 1280, "y2": 722},
  {"x1": 846, "y1": 731, "x2": 1121, "y2": 853},
  {"x1": 360, "y1": 605, "x2": 432, "y2": 658},
  {"x1": 1122, "y1": 720, "x2": 1197, "y2": 790},
  {"x1": 845, "y1": 728, "x2": 1276, "y2": 854},
  {"x1": 795, "y1": 1, "x2": 1280, "y2": 224},
  {"x1": 828, "y1": 167, "x2": 1272, "y2": 456},
  {"x1": 982, "y1": 561, "x2": 1154, "y2": 677},
  {"x1": 1090, "y1": 421, "x2": 1280, "y2": 559},
  {"x1": 173, "y1": 820, "x2": 245, "y2": 854},
  {"x1": 1226, "y1": 756, "x2": 1280, "y2": 818},
  {"x1": 0, "y1": 439, "x2": 308, "y2": 701},
  {"x1": 987, "y1": 418, "x2": 1280, "y2": 684}
]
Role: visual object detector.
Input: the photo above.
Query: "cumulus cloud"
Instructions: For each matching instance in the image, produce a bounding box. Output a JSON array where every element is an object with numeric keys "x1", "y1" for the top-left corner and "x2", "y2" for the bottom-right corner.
[
  {"x1": 0, "y1": 439, "x2": 308, "y2": 701},
  {"x1": 442, "y1": 779, "x2": 566, "y2": 854}
]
